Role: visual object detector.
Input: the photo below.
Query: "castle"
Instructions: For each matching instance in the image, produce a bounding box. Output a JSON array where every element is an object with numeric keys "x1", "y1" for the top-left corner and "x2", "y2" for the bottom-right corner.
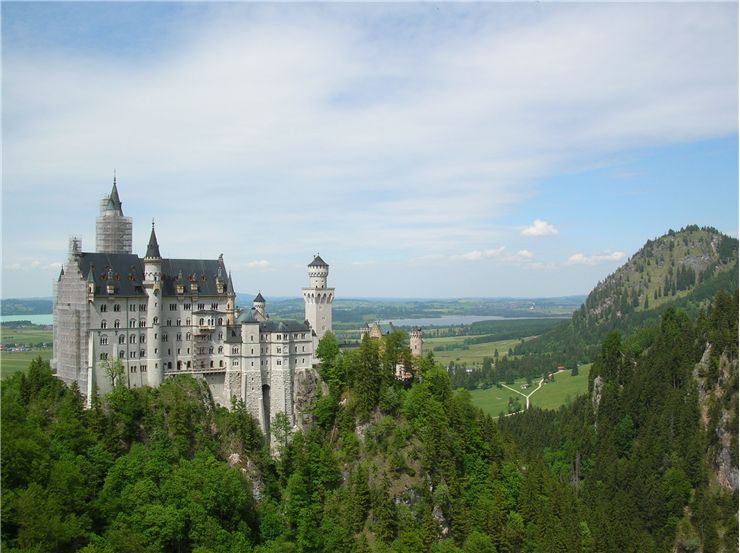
[{"x1": 52, "y1": 179, "x2": 334, "y2": 436}]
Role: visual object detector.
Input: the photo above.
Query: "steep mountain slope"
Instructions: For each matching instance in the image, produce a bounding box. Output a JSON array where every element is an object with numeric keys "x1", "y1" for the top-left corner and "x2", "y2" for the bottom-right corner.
[{"x1": 517, "y1": 225, "x2": 738, "y2": 360}]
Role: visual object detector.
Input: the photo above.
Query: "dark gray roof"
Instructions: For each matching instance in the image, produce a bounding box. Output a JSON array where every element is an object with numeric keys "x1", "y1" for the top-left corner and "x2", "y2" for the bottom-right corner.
[
  {"x1": 258, "y1": 320, "x2": 310, "y2": 333},
  {"x1": 236, "y1": 308, "x2": 260, "y2": 323},
  {"x1": 254, "y1": 292, "x2": 265, "y2": 303},
  {"x1": 77, "y1": 253, "x2": 145, "y2": 296},
  {"x1": 76, "y1": 253, "x2": 229, "y2": 297},
  {"x1": 308, "y1": 254, "x2": 327, "y2": 267},
  {"x1": 160, "y1": 258, "x2": 228, "y2": 296},
  {"x1": 145, "y1": 225, "x2": 161, "y2": 259}
]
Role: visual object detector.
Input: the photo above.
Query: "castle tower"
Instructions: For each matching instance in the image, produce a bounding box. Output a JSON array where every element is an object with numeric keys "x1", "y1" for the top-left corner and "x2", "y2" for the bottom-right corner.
[
  {"x1": 253, "y1": 292, "x2": 266, "y2": 319},
  {"x1": 410, "y1": 327, "x2": 423, "y2": 357},
  {"x1": 143, "y1": 222, "x2": 163, "y2": 387},
  {"x1": 360, "y1": 322, "x2": 370, "y2": 342},
  {"x1": 302, "y1": 254, "x2": 334, "y2": 341},
  {"x1": 96, "y1": 175, "x2": 133, "y2": 254}
]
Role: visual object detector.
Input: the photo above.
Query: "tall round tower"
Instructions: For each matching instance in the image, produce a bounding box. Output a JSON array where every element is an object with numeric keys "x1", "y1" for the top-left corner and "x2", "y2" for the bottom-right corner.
[
  {"x1": 302, "y1": 254, "x2": 334, "y2": 341},
  {"x1": 143, "y1": 222, "x2": 163, "y2": 387},
  {"x1": 96, "y1": 175, "x2": 133, "y2": 254},
  {"x1": 410, "y1": 327, "x2": 423, "y2": 357}
]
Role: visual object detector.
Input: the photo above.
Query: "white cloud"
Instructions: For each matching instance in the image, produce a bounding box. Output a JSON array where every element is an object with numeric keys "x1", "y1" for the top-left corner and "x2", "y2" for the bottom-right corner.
[
  {"x1": 567, "y1": 251, "x2": 626, "y2": 266},
  {"x1": 521, "y1": 220, "x2": 559, "y2": 237},
  {"x1": 30, "y1": 260, "x2": 41, "y2": 269},
  {"x1": 516, "y1": 249, "x2": 534, "y2": 258},
  {"x1": 454, "y1": 247, "x2": 506, "y2": 262},
  {"x1": 246, "y1": 260, "x2": 272, "y2": 271}
]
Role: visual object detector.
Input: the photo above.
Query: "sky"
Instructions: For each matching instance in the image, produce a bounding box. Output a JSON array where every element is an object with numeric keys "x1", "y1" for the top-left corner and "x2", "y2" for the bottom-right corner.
[{"x1": 1, "y1": 2, "x2": 738, "y2": 300}]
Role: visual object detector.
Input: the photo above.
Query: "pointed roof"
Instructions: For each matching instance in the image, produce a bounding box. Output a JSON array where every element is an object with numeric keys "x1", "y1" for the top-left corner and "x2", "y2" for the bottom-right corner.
[
  {"x1": 254, "y1": 292, "x2": 265, "y2": 304},
  {"x1": 108, "y1": 175, "x2": 123, "y2": 214},
  {"x1": 226, "y1": 271, "x2": 234, "y2": 294},
  {"x1": 58, "y1": 267, "x2": 65, "y2": 282},
  {"x1": 86, "y1": 266, "x2": 94, "y2": 283},
  {"x1": 308, "y1": 254, "x2": 327, "y2": 267},
  {"x1": 145, "y1": 221, "x2": 161, "y2": 259}
]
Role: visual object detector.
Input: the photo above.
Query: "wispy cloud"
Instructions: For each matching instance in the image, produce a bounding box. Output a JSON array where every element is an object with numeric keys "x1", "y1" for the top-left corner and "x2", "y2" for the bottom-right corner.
[
  {"x1": 453, "y1": 247, "x2": 506, "y2": 262},
  {"x1": 567, "y1": 251, "x2": 626, "y2": 266},
  {"x1": 521, "y1": 220, "x2": 559, "y2": 237},
  {"x1": 246, "y1": 260, "x2": 272, "y2": 271},
  {"x1": 516, "y1": 249, "x2": 534, "y2": 258}
]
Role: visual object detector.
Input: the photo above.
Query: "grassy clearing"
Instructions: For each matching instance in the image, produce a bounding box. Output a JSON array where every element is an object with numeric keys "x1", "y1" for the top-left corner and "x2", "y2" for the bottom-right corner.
[
  {"x1": 1, "y1": 326, "x2": 53, "y2": 347},
  {"x1": 468, "y1": 365, "x2": 591, "y2": 417},
  {"x1": 1, "y1": 350, "x2": 52, "y2": 379},
  {"x1": 426, "y1": 336, "x2": 536, "y2": 367}
]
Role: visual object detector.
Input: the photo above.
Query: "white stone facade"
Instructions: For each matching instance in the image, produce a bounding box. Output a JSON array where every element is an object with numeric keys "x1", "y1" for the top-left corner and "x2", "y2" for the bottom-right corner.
[{"x1": 52, "y1": 181, "x2": 332, "y2": 438}]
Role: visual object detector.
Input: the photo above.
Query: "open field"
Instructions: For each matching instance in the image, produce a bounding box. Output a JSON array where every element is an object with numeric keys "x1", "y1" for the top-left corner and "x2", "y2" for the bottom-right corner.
[
  {"x1": 0, "y1": 350, "x2": 52, "y2": 379},
  {"x1": 469, "y1": 365, "x2": 590, "y2": 417},
  {"x1": 1, "y1": 326, "x2": 53, "y2": 347},
  {"x1": 426, "y1": 335, "x2": 536, "y2": 367}
]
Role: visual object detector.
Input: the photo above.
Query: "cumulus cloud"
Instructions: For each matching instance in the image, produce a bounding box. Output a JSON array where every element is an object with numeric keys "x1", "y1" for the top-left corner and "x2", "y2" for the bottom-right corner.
[
  {"x1": 567, "y1": 251, "x2": 626, "y2": 266},
  {"x1": 521, "y1": 220, "x2": 559, "y2": 237},
  {"x1": 516, "y1": 249, "x2": 534, "y2": 258}
]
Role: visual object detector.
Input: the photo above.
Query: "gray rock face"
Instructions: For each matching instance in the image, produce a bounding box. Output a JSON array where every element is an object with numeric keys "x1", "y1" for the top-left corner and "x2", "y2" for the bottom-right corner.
[
  {"x1": 292, "y1": 367, "x2": 328, "y2": 433},
  {"x1": 591, "y1": 375, "x2": 605, "y2": 414}
]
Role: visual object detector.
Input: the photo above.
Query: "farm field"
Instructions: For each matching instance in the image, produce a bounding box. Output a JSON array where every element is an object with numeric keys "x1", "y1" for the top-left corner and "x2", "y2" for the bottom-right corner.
[
  {"x1": 425, "y1": 335, "x2": 536, "y2": 367},
  {"x1": 1, "y1": 326, "x2": 53, "y2": 347},
  {"x1": 0, "y1": 350, "x2": 52, "y2": 379},
  {"x1": 469, "y1": 365, "x2": 590, "y2": 417}
]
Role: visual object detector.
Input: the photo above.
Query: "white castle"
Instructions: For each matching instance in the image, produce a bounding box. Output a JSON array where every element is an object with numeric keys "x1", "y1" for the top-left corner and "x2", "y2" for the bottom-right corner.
[{"x1": 52, "y1": 179, "x2": 334, "y2": 436}]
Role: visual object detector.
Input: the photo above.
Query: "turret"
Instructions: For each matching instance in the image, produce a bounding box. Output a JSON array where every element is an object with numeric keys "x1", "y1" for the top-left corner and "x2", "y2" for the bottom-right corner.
[
  {"x1": 143, "y1": 221, "x2": 163, "y2": 387},
  {"x1": 253, "y1": 292, "x2": 266, "y2": 318},
  {"x1": 360, "y1": 322, "x2": 370, "y2": 341},
  {"x1": 302, "y1": 254, "x2": 335, "y2": 343},
  {"x1": 410, "y1": 326, "x2": 423, "y2": 357}
]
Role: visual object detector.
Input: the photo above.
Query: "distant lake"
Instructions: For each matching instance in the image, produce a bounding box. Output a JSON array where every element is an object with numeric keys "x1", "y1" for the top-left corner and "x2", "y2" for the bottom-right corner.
[
  {"x1": 1, "y1": 314, "x2": 53, "y2": 325},
  {"x1": 379, "y1": 315, "x2": 565, "y2": 327}
]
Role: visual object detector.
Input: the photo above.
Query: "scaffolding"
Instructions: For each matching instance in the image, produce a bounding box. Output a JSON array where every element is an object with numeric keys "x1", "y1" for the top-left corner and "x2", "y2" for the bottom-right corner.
[{"x1": 96, "y1": 196, "x2": 133, "y2": 254}]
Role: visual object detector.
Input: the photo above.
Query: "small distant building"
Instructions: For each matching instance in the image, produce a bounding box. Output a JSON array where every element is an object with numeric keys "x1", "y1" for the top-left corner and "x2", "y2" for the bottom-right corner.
[{"x1": 358, "y1": 321, "x2": 423, "y2": 381}]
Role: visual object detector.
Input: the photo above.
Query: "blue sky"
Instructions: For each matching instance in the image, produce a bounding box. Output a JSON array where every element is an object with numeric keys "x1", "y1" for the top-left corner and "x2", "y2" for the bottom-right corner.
[{"x1": 2, "y1": 2, "x2": 737, "y2": 299}]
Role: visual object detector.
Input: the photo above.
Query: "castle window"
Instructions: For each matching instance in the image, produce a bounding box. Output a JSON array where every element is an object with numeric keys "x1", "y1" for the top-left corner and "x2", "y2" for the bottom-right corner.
[
  {"x1": 277, "y1": 360, "x2": 282, "y2": 365},
  {"x1": 167, "y1": 362, "x2": 172, "y2": 370},
  {"x1": 114, "y1": 320, "x2": 120, "y2": 329},
  {"x1": 176, "y1": 319, "x2": 181, "y2": 326},
  {"x1": 186, "y1": 318, "x2": 191, "y2": 326},
  {"x1": 162, "y1": 334, "x2": 168, "y2": 342},
  {"x1": 99, "y1": 353, "x2": 108, "y2": 360},
  {"x1": 232, "y1": 360, "x2": 239, "y2": 367},
  {"x1": 131, "y1": 366, "x2": 137, "y2": 373},
  {"x1": 209, "y1": 347, "x2": 213, "y2": 354},
  {"x1": 200, "y1": 362, "x2": 204, "y2": 368},
  {"x1": 100, "y1": 335, "x2": 108, "y2": 345},
  {"x1": 277, "y1": 334, "x2": 281, "y2": 340},
  {"x1": 154, "y1": 348, "x2": 158, "y2": 354},
  {"x1": 129, "y1": 304, "x2": 136, "y2": 312},
  {"x1": 113, "y1": 304, "x2": 121, "y2": 312},
  {"x1": 251, "y1": 348, "x2": 254, "y2": 354},
  {"x1": 130, "y1": 319, "x2": 136, "y2": 328},
  {"x1": 277, "y1": 347, "x2": 282, "y2": 353},
  {"x1": 139, "y1": 304, "x2": 146, "y2": 311},
  {"x1": 139, "y1": 320, "x2": 145, "y2": 328},
  {"x1": 218, "y1": 332, "x2": 223, "y2": 340},
  {"x1": 187, "y1": 361, "x2": 191, "y2": 368},
  {"x1": 166, "y1": 320, "x2": 171, "y2": 326},
  {"x1": 130, "y1": 335, "x2": 136, "y2": 344},
  {"x1": 177, "y1": 333, "x2": 182, "y2": 341},
  {"x1": 100, "y1": 304, "x2": 107, "y2": 313},
  {"x1": 177, "y1": 348, "x2": 181, "y2": 354},
  {"x1": 217, "y1": 318, "x2": 223, "y2": 325},
  {"x1": 141, "y1": 365, "x2": 147, "y2": 372},
  {"x1": 129, "y1": 351, "x2": 136, "y2": 358},
  {"x1": 232, "y1": 347, "x2": 239, "y2": 354},
  {"x1": 100, "y1": 320, "x2": 108, "y2": 329},
  {"x1": 198, "y1": 303, "x2": 205, "y2": 310},
  {"x1": 209, "y1": 361, "x2": 213, "y2": 368},
  {"x1": 218, "y1": 346, "x2": 223, "y2": 354},
  {"x1": 199, "y1": 318, "x2": 205, "y2": 325},
  {"x1": 169, "y1": 304, "x2": 176, "y2": 311},
  {"x1": 177, "y1": 361, "x2": 182, "y2": 370},
  {"x1": 301, "y1": 333, "x2": 306, "y2": 339},
  {"x1": 153, "y1": 317, "x2": 158, "y2": 325},
  {"x1": 140, "y1": 335, "x2": 145, "y2": 343},
  {"x1": 118, "y1": 335, "x2": 125, "y2": 345},
  {"x1": 187, "y1": 348, "x2": 190, "y2": 354},
  {"x1": 186, "y1": 333, "x2": 191, "y2": 340},
  {"x1": 302, "y1": 346, "x2": 305, "y2": 352},
  {"x1": 119, "y1": 351, "x2": 125, "y2": 359},
  {"x1": 184, "y1": 303, "x2": 192, "y2": 311},
  {"x1": 140, "y1": 350, "x2": 145, "y2": 357},
  {"x1": 219, "y1": 360, "x2": 224, "y2": 367}
]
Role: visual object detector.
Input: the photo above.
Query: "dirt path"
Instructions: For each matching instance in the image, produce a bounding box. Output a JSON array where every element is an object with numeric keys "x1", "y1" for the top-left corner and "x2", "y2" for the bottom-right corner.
[{"x1": 500, "y1": 369, "x2": 569, "y2": 414}]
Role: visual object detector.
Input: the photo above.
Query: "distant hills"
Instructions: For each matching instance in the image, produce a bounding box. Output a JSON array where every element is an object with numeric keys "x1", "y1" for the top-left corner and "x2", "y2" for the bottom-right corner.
[{"x1": 518, "y1": 225, "x2": 739, "y2": 360}]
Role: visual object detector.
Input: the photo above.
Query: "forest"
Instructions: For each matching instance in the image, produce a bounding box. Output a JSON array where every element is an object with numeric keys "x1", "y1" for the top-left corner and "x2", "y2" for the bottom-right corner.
[{"x1": 2, "y1": 287, "x2": 737, "y2": 552}]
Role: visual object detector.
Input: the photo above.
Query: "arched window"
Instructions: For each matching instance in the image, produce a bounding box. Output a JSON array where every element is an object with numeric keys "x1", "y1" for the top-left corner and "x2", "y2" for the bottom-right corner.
[
  {"x1": 186, "y1": 332, "x2": 191, "y2": 341},
  {"x1": 100, "y1": 304, "x2": 107, "y2": 313},
  {"x1": 153, "y1": 317, "x2": 158, "y2": 325},
  {"x1": 130, "y1": 335, "x2": 136, "y2": 344},
  {"x1": 118, "y1": 335, "x2": 125, "y2": 344},
  {"x1": 100, "y1": 334, "x2": 108, "y2": 345},
  {"x1": 217, "y1": 318, "x2": 223, "y2": 325},
  {"x1": 113, "y1": 304, "x2": 121, "y2": 312},
  {"x1": 130, "y1": 318, "x2": 136, "y2": 328},
  {"x1": 187, "y1": 361, "x2": 191, "y2": 368},
  {"x1": 119, "y1": 350, "x2": 125, "y2": 359},
  {"x1": 114, "y1": 320, "x2": 120, "y2": 329},
  {"x1": 101, "y1": 320, "x2": 107, "y2": 329},
  {"x1": 218, "y1": 346, "x2": 223, "y2": 354},
  {"x1": 199, "y1": 318, "x2": 205, "y2": 326}
]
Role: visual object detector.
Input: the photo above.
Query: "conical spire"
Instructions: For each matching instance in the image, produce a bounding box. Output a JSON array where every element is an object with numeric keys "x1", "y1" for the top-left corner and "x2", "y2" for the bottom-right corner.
[
  {"x1": 108, "y1": 172, "x2": 123, "y2": 214},
  {"x1": 254, "y1": 291, "x2": 265, "y2": 304},
  {"x1": 86, "y1": 266, "x2": 94, "y2": 283},
  {"x1": 58, "y1": 267, "x2": 65, "y2": 282},
  {"x1": 145, "y1": 220, "x2": 161, "y2": 259}
]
